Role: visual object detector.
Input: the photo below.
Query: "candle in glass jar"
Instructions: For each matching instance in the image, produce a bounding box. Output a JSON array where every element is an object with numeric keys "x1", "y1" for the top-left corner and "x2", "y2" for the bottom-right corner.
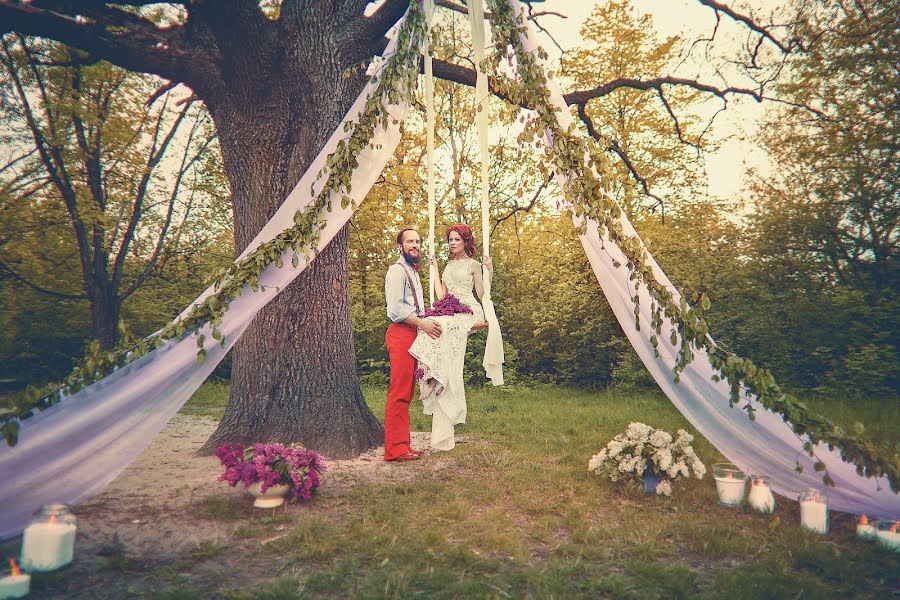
[
  {"x1": 856, "y1": 515, "x2": 876, "y2": 540},
  {"x1": 799, "y1": 489, "x2": 828, "y2": 534},
  {"x1": 876, "y1": 520, "x2": 900, "y2": 551},
  {"x1": 0, "y1": 559, "x2": 30, "y2": 600},
  {"x1": 714, "y1": 471, "x2": 746, "y2": 506},
  {"x1": 20, "y1": 514, "x2": 77, "y2": 571},
  {"x1": 747, "y1": 476, "x2": 775, "y2": 513}
]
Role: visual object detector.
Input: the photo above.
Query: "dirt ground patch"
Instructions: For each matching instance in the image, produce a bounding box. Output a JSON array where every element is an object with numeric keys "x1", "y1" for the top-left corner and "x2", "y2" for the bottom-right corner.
[{"x1": 2, "y1": 415, "x2": 444, "y2": 598}]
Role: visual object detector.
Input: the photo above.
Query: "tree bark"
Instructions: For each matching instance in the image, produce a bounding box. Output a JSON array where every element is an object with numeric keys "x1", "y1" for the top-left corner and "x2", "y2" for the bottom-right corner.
[
  {"x1": 87, "y1": 280, "x2": 119, "y2": 351},
  {"x1": 197, "y1": 6, "x2": 384, "y2": 457}
]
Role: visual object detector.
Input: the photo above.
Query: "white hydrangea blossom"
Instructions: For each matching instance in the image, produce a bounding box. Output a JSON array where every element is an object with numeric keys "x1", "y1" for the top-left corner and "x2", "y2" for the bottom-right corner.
[
  {"x1": 654, "y1": 448, "x2": 673, "y2": 471},
  {"x1": 607, "y1": 440, "x2": 625, "y2": 458},
  {"x1": 588, "y1": 449, "x2": 608, "y2": 472},
  {"x1": 656, "y1": 479, "x2": 673, "y2": 496},
  {"x1": 649, "y1": 429, "x2": 672, "y2": 448},
  {"x1": 692, "y1": 458, "x2": 707, "y2": 479},
  {"x1": 587, "y1": 422, "x2": 707, "y2": 495},
  {"x1": 625, "y1": 422, "x2": 652, "y2": 442}
]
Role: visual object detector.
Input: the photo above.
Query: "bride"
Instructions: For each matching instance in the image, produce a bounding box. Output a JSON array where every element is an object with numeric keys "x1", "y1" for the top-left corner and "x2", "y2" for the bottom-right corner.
[{"x1": 409, "y1": 223, "x2": 493, "y2": 451}]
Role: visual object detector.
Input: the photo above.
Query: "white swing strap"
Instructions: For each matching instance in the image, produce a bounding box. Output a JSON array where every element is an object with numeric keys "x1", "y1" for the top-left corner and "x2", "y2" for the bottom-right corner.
[{"x1": 467, "y1": 0, "x2": 505, "y2": 385}]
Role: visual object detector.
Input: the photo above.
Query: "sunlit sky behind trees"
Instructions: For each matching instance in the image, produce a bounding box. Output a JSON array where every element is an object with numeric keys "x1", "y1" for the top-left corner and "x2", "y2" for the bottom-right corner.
[{"x1": 535, "y1": 0, "x2": 784, "y2": 201}]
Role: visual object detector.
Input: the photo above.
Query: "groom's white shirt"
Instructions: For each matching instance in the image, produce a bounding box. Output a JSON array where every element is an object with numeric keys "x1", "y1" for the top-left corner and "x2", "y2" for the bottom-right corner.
[{"x1": 385, "y1": 257, "x2": 424, "y2": 322}]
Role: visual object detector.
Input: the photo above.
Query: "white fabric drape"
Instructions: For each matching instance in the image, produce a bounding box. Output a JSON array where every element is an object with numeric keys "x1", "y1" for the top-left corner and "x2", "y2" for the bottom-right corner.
[
  {"x1": 467, "y1": 0, "x2": 505, "y2": 385},
  {"x1": 507, "y1": 0, "x2": 898, "y2": 518},
  {"x1": 0, "y1": 5, "x2": 429, "y2": 541}
]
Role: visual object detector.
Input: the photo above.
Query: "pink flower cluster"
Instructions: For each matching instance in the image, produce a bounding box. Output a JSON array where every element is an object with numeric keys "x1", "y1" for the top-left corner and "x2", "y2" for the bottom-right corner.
[
  {"x1": 424, "y1": 292, "x2": 473, "y2": 318},
  {"x1": 215, "y1": 441, "x2": 326, "y2": 501}
]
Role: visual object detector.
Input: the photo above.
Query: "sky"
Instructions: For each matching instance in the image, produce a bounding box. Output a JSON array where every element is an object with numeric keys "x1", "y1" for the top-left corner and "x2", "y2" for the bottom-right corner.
[{"x1": 520, "y1": 0, "x2": 790, "y2": 201}]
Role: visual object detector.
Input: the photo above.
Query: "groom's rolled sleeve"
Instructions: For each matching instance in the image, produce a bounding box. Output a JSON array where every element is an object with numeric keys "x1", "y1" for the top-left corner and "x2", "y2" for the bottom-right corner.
[{"x1": 385, "y1": 265, "x2": 416, "y2": 323}]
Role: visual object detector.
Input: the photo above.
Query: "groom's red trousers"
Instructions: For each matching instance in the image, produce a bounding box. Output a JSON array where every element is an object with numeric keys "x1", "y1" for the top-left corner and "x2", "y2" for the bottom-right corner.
[{"x1": 385, "y1": 322, "x2": 417, "y2": 460}]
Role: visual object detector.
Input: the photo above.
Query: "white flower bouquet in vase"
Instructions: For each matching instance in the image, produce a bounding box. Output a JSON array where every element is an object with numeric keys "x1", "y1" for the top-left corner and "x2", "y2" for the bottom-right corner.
[{"x1": 588, "y1": 422, "x2": 706, "y2": 496}]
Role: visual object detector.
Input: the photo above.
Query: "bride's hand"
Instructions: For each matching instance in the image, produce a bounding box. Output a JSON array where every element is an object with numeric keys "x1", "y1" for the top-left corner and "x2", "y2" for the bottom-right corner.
[
  {"x1": 482, "y1": 255, "x2": 493, "y2": 274},
  {"x1": 428, "y1": 255, "x2": 437, "y2": 267}
]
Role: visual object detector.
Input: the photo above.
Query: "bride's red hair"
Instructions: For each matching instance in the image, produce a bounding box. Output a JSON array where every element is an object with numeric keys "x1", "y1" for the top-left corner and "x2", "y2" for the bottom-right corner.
[{"x1": 447, "y1": 224, "x2": 476, "y2": 258}]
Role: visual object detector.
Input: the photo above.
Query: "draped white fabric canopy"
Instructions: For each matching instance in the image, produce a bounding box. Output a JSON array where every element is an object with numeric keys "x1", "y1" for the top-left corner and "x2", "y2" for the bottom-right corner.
[{"x1": 1, "y1": 0, "x2": 896, "y2": 541}]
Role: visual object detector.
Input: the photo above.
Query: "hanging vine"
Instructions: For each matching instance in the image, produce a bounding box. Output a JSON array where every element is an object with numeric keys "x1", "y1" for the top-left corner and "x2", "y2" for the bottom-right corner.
[{"x1": 485, "y1": 0, "x2": 896, "y2": 492}]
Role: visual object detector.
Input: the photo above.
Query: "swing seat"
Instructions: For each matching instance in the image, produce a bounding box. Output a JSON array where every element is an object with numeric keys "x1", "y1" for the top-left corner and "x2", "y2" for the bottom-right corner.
[{"x1": 470, "y1": 321, "x2": 489, "y2": 331}]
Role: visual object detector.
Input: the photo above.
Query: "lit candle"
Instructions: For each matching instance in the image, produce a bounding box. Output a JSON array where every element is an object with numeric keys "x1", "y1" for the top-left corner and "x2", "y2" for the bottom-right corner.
[
  {"x1": 747, "y1": 475, "x2": 775, "y2": 513},
  {"x1": 856, "y1": 515, "x2": 876, "y2": 540},
  {"x1": 0, "y1": 559, "x2": 30, "y2": 600},
  {"x1": 714, "y1": 471, "x2": 746, "y2": 506},
  {"x1": 876, "y1": 520, "x2": 900, "y2": 551},
  {"x1": 799, "y1": 488, "x2": 828, "y2": 534},
  {"x1": 20, "y1": 514, "x2": 77, "y2": 571}
]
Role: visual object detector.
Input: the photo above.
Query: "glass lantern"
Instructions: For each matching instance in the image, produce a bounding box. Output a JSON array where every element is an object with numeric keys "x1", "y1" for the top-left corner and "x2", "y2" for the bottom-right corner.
[
  {"x1": 20, "y1": 503, "x2": 78, "y2": 571},
  {"x1": 712, "y1": 463, "x2": 746, "y2": 507},
  {"x1": 747, "y1": 475, "x2": 775, "y2": 513},
  {"x1": 875, "y1": 519, "x2": 900, "y2": 551},
  {"x1": 798, "y1": 488, "x2": 828, "y2": 534}
]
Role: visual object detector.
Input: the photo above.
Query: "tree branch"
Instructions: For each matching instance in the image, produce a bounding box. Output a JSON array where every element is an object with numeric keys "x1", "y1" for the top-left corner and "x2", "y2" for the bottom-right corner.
[
  {"x1": 0, "y1": 258, "x2": 86, "y2": 300},
  {"x1": 576, "y1": 104, "x2": 665, "y2": 219},
  {"x1": 0, "y1": 1, "x2": 209, "y2": 89},
  {"x1": 697, "y1": 0, "x2": 804, "y2": 55},
  {"x1": 111, "y1": 97, "x2": 194, "y2": 290},
  {"x1": 121, "y1": 116, "x2": 213, "y2": 300},
  {"x1": 491, "y1": 173, "x2": 550, "y2": 237},
  {"x1": 435, "y1": 1, "x2": 565, "y2": 22},
  {"x1": 361, "y1": 0, "x2": 410, "y2": 42},
  {"x1": 1, "y1": 36, "x2": 94, "y2": 283}
]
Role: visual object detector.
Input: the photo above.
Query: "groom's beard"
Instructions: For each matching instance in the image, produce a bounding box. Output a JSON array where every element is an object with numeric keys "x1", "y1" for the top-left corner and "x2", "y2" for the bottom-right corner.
[{"x1": 402, "y1": 250, "x2": 420, "y2": 266}]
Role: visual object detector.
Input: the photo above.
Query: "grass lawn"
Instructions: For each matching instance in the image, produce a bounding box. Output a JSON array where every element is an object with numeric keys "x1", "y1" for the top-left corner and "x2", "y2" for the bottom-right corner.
[{"x1": 122, "y1": 382, "x2": 897, "y2": 599}]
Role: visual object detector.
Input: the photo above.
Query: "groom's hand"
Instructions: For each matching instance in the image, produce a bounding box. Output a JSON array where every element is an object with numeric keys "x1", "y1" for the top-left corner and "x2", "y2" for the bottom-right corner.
[{"x1": 419, "y1": 318, "x2": 442, "y2": 338}]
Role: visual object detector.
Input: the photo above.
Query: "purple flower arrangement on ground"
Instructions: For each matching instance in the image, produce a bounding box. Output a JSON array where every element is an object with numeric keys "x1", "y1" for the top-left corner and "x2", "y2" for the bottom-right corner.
[
  {"x1": 423, "y1": 292, "x2": 473, "y2": 318},
  {"x1": 216, "y1": 442, "x2": 326, "y2": 501}
]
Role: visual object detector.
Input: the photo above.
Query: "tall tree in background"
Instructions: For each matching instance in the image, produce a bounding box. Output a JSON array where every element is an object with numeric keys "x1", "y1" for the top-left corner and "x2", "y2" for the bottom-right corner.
[
  {"x1": 746, "y1": 0, "x2": 898, "y2": 396},
  {"x1": 749, "y1": 0, "x2": 898, "y2": 292},
  {"x1": 0, "y1": 37, "x2": 214, "y2": 351},
  {"x1": 562, "y1": 0, "x2": 708, "y2": 217}
]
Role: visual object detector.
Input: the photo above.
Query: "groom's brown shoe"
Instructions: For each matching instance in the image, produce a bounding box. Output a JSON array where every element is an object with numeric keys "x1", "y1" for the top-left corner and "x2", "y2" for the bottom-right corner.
[
  {"x1": 409, "y1": 448, "x2": 424, "y2": 456},
  {"x1": 386, "y1": 451, "x2": 420, "y2": 462}
]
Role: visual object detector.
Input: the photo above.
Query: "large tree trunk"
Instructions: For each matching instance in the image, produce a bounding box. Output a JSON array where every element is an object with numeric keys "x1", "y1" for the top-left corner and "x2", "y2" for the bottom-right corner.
[
  {"x1": 87, "y1": 283, "x2": 119, "y2": 352},
  {"x1": 198, "y1": 10, "x2": 384, "y2": 457}
]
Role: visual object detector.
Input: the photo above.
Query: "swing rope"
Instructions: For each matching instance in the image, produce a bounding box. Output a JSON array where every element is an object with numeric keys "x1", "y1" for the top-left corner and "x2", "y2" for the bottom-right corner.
[
  {"x1": 423, "y1": 0, "x2": 504, "y2": 384},
  {"x1": 424, "y1": 0, "x2": 437, "y2": 305}
]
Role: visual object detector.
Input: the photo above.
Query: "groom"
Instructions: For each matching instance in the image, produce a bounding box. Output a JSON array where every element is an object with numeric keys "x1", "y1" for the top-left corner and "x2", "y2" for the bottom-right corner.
[{"x1": 383, "y1": 228, "x2": 442, "y2": 461}]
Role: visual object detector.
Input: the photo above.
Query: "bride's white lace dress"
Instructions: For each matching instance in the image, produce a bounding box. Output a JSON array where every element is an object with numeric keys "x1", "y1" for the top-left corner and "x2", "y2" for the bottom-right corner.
[{"x1": 408, "y1": 258, "x2": 484, "y2": 451}]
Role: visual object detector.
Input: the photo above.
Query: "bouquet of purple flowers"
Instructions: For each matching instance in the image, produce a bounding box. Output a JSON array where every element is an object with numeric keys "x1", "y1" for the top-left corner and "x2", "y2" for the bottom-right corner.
[
  {"x1": 424, "y1": 292, "x2": 473, "y2": 318},
  {"x1": 216, "y1": 442, "x2": 326, "y2": 501}
]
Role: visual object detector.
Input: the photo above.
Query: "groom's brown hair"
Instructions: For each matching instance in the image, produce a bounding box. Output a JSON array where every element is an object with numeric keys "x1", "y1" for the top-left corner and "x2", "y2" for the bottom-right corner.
[{"x1": 396, "y1": 228, "x2": 416, "y2": 246}]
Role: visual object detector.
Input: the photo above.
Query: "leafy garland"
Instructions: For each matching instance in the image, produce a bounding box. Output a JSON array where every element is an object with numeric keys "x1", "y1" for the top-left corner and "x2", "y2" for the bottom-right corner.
[
  {"x1": 485, "y1": 0, "x2": 896, "y2": 492},
  {"x1": 0, "y1": 0, "x2": 428, "y2": 447}
]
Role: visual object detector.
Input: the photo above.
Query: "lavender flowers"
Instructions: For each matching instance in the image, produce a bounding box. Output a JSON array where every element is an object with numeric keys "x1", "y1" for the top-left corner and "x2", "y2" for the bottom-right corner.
[
  {"x1": 424, "y1": 293, "x2": 473, "y2": 318},
  {"x1": 216, "y1": 442, "x2": 326, "y2": 501}
]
